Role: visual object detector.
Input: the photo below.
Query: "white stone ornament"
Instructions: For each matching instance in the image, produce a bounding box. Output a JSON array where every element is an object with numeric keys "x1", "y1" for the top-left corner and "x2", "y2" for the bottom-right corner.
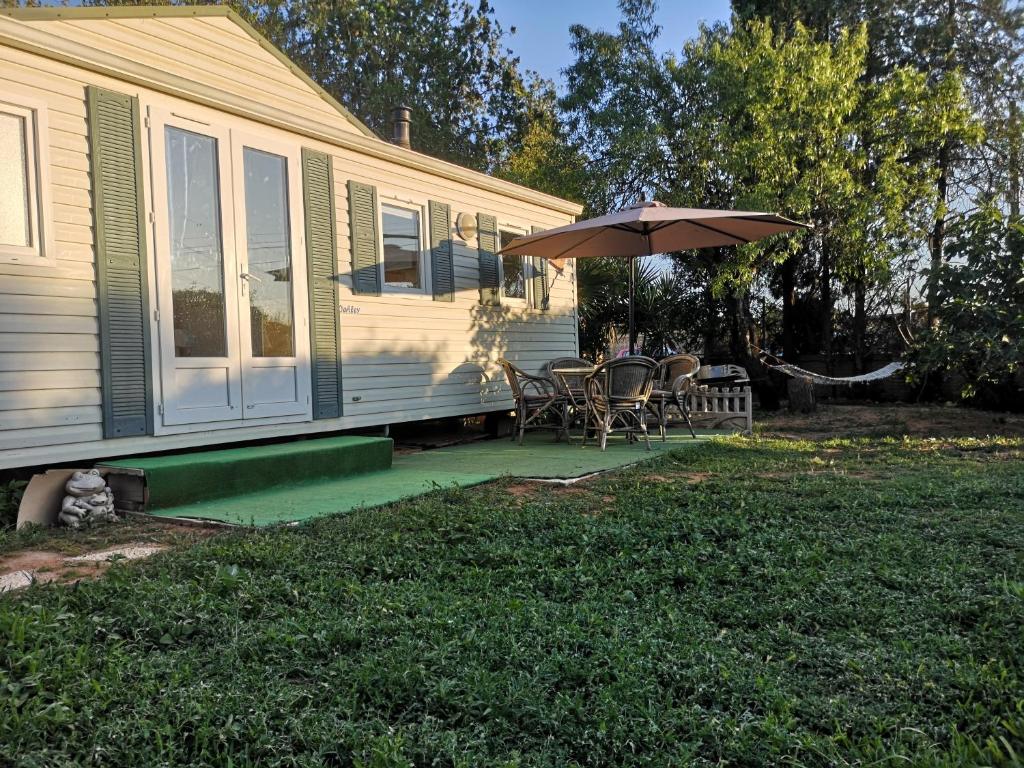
[{"x1": 59, "y1": 469, "x2": 118, "y2": 529}]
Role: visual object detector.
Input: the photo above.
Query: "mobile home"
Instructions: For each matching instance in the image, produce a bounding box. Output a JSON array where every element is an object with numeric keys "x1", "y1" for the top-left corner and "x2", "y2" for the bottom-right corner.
[{"x1": 0, "y1": 6, "x2": 582, "y2": 471}]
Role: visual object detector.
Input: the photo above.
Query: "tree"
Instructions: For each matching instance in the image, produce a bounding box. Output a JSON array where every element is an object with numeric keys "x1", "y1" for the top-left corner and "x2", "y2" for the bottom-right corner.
[
  {"x1": 493, "y1": 79, "x2": 588, "y2": 204},
  {"x1": 279, "y1": 0, "x2": 536, "y2": 168},
  {"x1": 573, "y1": 257, "x2": 706, "y2": 359},
  {"x1": 560, "y1": 0, "x2": 673, "y2": 212},
  {"x1": 911, "y1": 204, "x2": 1024, "y2": 408},
  {"x1": 690, "y1": 21, "x2": 866, "y2": 364},
  {"x1": 734, "y1": 0, "x2": 1021, "y2": 324},
  {"x1": 667, "y1": 18, "x2": 975, "y2": 373}
]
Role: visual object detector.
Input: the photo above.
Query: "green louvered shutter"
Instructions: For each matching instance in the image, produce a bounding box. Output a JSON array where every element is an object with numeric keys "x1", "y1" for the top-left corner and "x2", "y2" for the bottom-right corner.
[
  {"x1": 530, "y1": 226, "x2": 550, "y2": 311},
  {"x1": 87, "y1": 86, "x2": 152, "y2": 438},
  {"x1": 477, "y1": 213, "x2": 499, "y2": 305},
  {"x1": 303, "y1": 149, "x2": 343, "y2": 420},
  {"x1": 429, "y1": 200, "x2": 454, "y2": 301},
  {"x1": 348, "y1": 180, "x2": 381, "y2": 295}
]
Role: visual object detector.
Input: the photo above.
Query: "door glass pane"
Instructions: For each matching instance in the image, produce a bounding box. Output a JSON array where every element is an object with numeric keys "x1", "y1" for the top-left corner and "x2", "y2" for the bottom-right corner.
[
  {"x1": 500, "y1": 230, "x2": 525, "y2": 299},
  {"x1": 243, "y1": 147, "x2": 294, "y2": 357},
  {"x1": 0, "y1": 111, "x2": 31, "y2": 248},
  {"x1": 381, "y1": 203, "x2": 421, "y2": 288},
  {"x1": 165, "y1": 126, "x2": 227, "y2": 357}
]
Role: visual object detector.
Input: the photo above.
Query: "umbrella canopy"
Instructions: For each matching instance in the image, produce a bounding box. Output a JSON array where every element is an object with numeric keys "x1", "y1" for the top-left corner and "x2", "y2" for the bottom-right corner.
[
  {"x1": 499, "y1": 201, "x2": 809, "y2": 260},
  {"x1": 499, "y1": 201, "x2": 809, "y2": 354}
]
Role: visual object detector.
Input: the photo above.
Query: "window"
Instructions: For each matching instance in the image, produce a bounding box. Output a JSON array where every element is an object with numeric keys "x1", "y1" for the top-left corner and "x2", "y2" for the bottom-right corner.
[
  {"x1": 500, "y1": 229, "x2": 526, "y2": 301},
  {"x1": 243, "y1": 147, "x2": 295, "y2": 357},
  {"x1": 381, "y1": 202, "x2": 423, "y2": 290},
  {"x1": 0, "y1": 99, "x2": 50, "y2": 264},
  {"x1": 165, "y1": 125, "x2": 228, "y2": 358}
]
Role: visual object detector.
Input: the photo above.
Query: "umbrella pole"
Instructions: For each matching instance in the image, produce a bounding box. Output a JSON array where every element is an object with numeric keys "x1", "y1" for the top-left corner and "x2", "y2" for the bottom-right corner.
[{"x1": 628, "y1": 255, "x2": 636, "y2": 355}]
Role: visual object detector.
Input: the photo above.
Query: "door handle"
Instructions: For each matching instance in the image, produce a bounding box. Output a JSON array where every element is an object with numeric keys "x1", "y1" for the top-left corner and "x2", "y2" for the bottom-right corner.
[{"x1": 239, "y1": 271, "x2": 261, "y2": 296}]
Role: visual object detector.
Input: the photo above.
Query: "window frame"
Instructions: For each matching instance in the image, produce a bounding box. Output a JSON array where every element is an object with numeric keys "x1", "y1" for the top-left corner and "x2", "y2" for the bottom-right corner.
[
  {"x1": 0, "y1": 96, "x2": 54, "y2": 266},
  {"x1": 377, "y1": 191, "x2": 430, "y2": 296},
  {"x1": 498, "y1": 225, "x2": 530, "y2": 306}
]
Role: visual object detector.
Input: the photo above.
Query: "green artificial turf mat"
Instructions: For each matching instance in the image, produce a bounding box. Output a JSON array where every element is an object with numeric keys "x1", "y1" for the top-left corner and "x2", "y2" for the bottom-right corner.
[
  {"x1": 146, "y1": 430, "x2": 718, "y2": 526},
  {"x1": 407, "y1": 431, "x2": 718, "y2": 478},
  {"x1": 100, "y1": 435, "x2": 392, "y2": 510}
]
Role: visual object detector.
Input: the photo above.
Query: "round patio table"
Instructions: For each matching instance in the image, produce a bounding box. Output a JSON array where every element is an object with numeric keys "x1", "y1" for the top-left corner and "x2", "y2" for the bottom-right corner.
[{"x1": 550, "y1": 366, "x2": 596, "y2": 441}]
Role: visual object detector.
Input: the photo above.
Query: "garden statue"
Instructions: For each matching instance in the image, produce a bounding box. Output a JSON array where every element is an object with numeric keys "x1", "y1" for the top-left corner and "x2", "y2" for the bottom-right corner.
[{"x1": 59, "y1": 470, "x2": 118, "y2": 529}]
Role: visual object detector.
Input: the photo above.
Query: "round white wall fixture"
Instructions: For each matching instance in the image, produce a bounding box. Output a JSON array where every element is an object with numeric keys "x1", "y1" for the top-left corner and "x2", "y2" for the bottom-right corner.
[{"x1": 455, "y1": 212, "x2": 477, "y2": 241}]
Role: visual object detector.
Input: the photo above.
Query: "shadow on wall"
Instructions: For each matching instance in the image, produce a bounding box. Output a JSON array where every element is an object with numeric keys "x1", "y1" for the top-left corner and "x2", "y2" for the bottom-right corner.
[
  {"x1": 335, "y1": 240, "x2": 577, "y2": 416},
  {"x1": 339, "y1": 342, "x2": 496, "y2": 414},
  {"x1": 467, "y1": 303, "x2": 576, "y2": 394},
  {"x1": 337, "y1": 306, "x2": 576, "y2": 417}
]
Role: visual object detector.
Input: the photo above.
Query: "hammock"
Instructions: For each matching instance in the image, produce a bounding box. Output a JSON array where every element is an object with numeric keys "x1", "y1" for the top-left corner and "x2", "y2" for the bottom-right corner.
[{"x1": 768, "y1": 361, "x2": 905, "y2": 386}]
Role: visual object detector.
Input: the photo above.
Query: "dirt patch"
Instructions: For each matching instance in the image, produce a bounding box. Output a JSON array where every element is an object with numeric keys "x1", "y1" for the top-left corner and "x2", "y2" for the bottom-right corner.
[
  {"x1": 0, "y1": 542, "x2": 170, "y2": 592},
  {"x1": 0, "y1": 550, "x2": 67, "y2": 574},
  {"x1": 836, "y1": 470, "x2": 887, "y2": 479},
  {"x1": 499, "y1": 483, "x2": 540, "y2": 501},
  {"x1": 552, "y1": 485, "x2": 591, "y2": 498},
  {"x1": 504, "y1": 483, "x2": 540, "y2": 499},
  {"x1": 640, "y1": 472, "x2": 712, "y2": 485},
  {"x1": 0, "y1": 517, "x2": 221, "y2": 594}
]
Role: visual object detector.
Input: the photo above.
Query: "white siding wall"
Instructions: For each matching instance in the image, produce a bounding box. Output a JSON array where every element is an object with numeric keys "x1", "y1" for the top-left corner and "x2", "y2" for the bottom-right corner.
[
  {"x1": 0, "y1": 17, "x2": 579, "y2": 469},
  {"x1": 18, "y1": 15, "x2": 365, "y2": 135},
  {"x1": 332, "y1": 151, "x2": 578, "y2": 423},
  {"x1": 0, "y1": 44, "x2": 104, "y2": 458}
]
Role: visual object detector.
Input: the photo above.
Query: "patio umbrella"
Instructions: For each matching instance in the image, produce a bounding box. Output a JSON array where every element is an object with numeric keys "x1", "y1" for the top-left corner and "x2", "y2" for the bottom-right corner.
[{"x1": 499, "y1": 201, "x2": 810, "y2": 354}]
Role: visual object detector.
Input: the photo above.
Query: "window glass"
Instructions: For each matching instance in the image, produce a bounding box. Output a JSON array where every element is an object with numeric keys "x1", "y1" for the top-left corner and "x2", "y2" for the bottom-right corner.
[
  {"x1": 382, "y1": 203, "x2": 421, "y2": 288},
  {"x1": 243, "y1": 147, "x2": 294, "y2": 357},
  {"x1": 165, "y1": 126, "x2": 228, "y2": 358},
  {"x1": 500, "y1": 230, "x2": 525, "y2": 299},
  {"x1": 0, "y1": 111, "x2": 31, "y2": 248}
]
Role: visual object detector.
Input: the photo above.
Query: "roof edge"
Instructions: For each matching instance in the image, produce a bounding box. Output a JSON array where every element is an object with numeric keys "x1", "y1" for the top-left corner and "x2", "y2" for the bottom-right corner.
[
  {"x1": 0, "y1": 4, "x2": 378, "y2": 140},
  {"x1": 0, "y1": 6, "x2": 234, "y2": 21}
]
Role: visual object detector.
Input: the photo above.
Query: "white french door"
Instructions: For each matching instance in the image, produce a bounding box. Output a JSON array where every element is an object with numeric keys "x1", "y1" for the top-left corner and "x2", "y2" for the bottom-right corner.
[
  {"x1": 230, "y1": 131, "x2": 310, "y2": 420},
  {"x1": 149, "y1": 107, "x2": 311, "y2": 428}
]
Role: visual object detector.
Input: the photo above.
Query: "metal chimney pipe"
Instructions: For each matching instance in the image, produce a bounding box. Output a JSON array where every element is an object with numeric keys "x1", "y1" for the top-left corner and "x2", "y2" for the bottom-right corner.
[{"x1": 390, "y1": 105, "x2": 412, "y2": 149}]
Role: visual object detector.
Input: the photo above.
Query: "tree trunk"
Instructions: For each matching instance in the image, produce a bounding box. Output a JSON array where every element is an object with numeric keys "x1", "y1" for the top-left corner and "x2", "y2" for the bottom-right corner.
[
  {"x1": 787, "y1": 377, "x2": 816, "y2": 413},
  {"x1": 728, "y1": 288, "x2": 763, "y2": 383},
  {"x1": 702, "y1": 279, "x2": 717, "y2": 360},
  {"x1": 927, "y1": 141, "x2": 951, "y2": 327},
  {"x1": 819, "y1": 244, "x2": 833, "y2": 370},
  {"x1": 728, "y1": 289, "x2": 754, "y2": 361},
  {"x1": 853, "y1": 264, "x2": 867, "y2": 374},
  {"x1": 728, "y1": 286, "x2": 777, "y2": 412},
  {"x1": 728, "y1": 291, "x2": 742, "y2": 362},
  {"x1": 781, "y1": 253, "x2": 798, "y2": 361},
  {"x1": 1010, "y1": 101, "x2": 1021, "y2": 220}
]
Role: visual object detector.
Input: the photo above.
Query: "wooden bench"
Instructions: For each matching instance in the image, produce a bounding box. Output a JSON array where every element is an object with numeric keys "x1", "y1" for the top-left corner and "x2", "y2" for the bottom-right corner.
[{"x1": 686, "y1": 364, "x2": 753, "y2": 434}]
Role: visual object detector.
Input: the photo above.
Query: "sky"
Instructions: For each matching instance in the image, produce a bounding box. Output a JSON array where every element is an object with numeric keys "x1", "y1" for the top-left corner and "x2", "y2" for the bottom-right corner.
[{"x1": 488, "y1": 0, "x2": 733, "y2": 86}]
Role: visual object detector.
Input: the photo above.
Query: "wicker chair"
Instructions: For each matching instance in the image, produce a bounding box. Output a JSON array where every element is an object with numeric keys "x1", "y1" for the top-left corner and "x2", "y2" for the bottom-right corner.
[
  {"x1": 647, "y1": 353, "x2": 700, "y2": 440},
  {"x1": 583, "y1": 356, "x2": 658, "y2": 451},
  {"x1": 498, "y1": 358, "x2": 567, "y2": 444},
  {"x1": 544, "y1": 356, "x2": 593, "y2": 434}
]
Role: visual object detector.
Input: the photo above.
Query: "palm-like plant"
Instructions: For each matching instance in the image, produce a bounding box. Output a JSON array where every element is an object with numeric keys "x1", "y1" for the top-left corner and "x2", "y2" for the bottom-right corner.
[{"x1": 577, "y1": 257, "x2": 706, "y2": 359}]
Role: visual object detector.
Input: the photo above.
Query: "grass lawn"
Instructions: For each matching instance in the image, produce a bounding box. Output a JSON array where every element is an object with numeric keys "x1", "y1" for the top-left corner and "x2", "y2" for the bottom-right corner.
[{"x1": 2, "y1": 429, "x2": 1023, "y2": 766}]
